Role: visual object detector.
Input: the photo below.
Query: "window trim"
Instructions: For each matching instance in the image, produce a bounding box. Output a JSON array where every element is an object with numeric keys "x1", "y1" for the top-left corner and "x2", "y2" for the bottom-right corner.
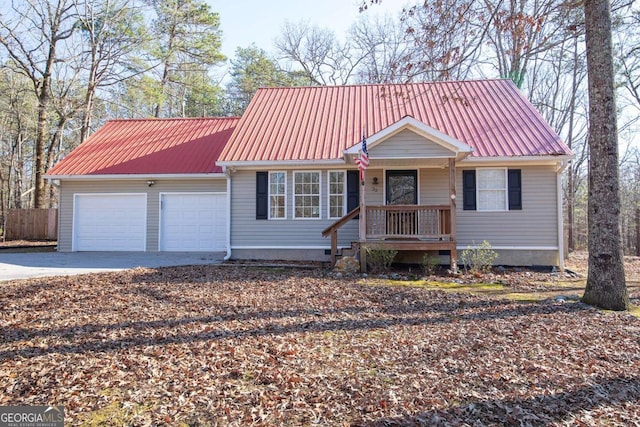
[
  {"x1": 476, "y1": 168, "x2": 508, "y2": 212},
  {"x1": 293, "y1": 170, "x2": 322, "y2": 220},
  {"x1": 268, "y1": 171, "x2": 287, "y2": 220},
  {"x1": 327, "y1": 170, "x2": 346, "y2": 219}
]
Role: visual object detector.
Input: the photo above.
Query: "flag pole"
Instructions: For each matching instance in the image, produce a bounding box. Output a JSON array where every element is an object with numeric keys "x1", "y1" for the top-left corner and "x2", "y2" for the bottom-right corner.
[{"x1": 358, "y1": 130, "x2": 367, "y2": 272}]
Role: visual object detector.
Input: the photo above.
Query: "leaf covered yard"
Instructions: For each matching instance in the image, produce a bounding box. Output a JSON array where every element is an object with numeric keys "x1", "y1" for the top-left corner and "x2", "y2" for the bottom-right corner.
[{"x1": 1, "y1": 265, "x2": 640, "y2": 426}]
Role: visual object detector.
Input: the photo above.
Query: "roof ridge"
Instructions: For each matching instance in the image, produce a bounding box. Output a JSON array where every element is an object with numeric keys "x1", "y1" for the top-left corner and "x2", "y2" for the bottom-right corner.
[
  {"x1": 256, "y1": 79, "x2": 511, "y2": 91},
  {"x1": 106, "y1": 116, "x2": 240, "y2": 123}
]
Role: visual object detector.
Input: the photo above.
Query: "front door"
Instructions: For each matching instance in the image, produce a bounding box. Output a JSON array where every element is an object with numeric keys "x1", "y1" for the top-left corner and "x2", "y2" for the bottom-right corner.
[
  {"x1": 386, "y1": 170, "x2": 417, "y2": 205},
  {"x1": 385, "y1": 170, "x2": 418, "y2": 236}
]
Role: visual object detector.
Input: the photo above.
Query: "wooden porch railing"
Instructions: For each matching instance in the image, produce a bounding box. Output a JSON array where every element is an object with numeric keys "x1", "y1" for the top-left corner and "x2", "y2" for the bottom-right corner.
[
  {"x1": 366, "y1": 204, "x2": 451, "y2": 240},
  {"x1": 322, "y1": 204, "x2": 453, "y2": 266}
]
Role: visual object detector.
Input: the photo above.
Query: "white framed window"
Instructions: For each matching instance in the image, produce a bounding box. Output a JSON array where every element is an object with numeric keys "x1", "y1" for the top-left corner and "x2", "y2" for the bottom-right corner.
[
  {"x1": 477, "y1": 168, "x2": 507, "y2": 211},
  {"x1": 328, "y1": 170, "x2": 346, "y2": 219},
  {"x1": 269, "y1": 171, "x2": 286, "y2": 219},
  {"x1": 294, "y1": 171, "x2": 321, "y2": 219}
]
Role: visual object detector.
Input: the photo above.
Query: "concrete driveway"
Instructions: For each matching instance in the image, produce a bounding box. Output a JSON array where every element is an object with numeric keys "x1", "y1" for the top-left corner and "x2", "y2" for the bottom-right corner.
[{"x1": 0, "y1": 251, "x2": 225, "y2": 281}]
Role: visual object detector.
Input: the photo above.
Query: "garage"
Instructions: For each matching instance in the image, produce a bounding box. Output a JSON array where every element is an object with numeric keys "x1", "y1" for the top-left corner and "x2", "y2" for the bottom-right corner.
[
  {"x1": 160, "y1": 193, "x2": 227, "y2": 251},
  {"x1": 73, "y1": 194, "x2": 147, "y2": 251}
]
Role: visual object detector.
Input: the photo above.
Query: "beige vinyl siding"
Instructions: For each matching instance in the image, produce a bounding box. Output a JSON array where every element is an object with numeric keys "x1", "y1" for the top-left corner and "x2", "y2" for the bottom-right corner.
[
  {"x1": 365, "y1": 169, "x2": 384, "y2": 205},
  {"x1": 230, "y1": 170, "x2": 358, "y2": 249},
  {"x1": 456, "y1": 165, "x2": 558, "y2": 247},
  {"x1": 369, "y1": 129, "x2": 454, "y2": 159},
  {"x1": 420, "y1": 168, "x2": 450, "y2": 205},
  {"x1": 57, "y1": 178, "x2": 226, "y2": 252}
]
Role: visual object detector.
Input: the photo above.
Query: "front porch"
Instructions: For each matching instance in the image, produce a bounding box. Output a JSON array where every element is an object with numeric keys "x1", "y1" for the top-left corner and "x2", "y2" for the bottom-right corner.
[
  {"x1": 322, "y1": 202, "x2": 457, "y2": 271},
  {"x1": 322, "y1": 118, "x2": 469, "y2": 271}
]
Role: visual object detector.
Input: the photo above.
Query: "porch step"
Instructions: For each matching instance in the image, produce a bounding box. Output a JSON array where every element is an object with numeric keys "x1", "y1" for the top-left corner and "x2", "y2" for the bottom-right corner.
[{"x1": 338, "y1": 242, "x2": 360, "y2": 259}]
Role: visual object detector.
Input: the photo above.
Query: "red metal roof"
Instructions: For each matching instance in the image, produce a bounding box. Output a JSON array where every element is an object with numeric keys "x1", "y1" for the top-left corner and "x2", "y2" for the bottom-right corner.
[
  {"x1": 219, "y1": 79, "x2": 571, "y2": 162},
  {"x1": 47, "y1": 117, "x2": 239, "y2": 176}
]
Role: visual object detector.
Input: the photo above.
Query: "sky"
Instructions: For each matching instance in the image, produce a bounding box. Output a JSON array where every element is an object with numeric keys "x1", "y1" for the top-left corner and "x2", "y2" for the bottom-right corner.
[{"x1": 210, "y1": 0, "x2": 406, "y2": 59}]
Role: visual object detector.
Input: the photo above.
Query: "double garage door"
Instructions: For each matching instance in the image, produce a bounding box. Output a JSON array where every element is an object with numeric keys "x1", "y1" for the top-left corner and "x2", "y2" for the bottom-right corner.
[{"x1": 73, "y1": 193, "x2": 226, "y2": 251}]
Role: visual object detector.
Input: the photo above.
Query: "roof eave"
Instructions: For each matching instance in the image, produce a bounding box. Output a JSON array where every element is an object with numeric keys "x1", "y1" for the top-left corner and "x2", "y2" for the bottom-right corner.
[
  {"x1": 217, "y1": 159, "x2": 346, "y2": 169},
  {"x1": 45, "y1": 173, "x2": 227, "y2": 180},
  {"x1": 461, "y1": 154, "x2": 574, "y2": 166}
]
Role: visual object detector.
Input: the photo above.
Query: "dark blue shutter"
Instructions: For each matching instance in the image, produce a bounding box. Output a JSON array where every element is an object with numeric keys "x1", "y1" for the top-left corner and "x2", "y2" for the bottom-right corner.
[
  {"x1": 463, "y1": 170, "x2": 476, "y2": 210},
  {"x1": 346, "y1": 170, "x2": 360, "y2": 213},
  {"x1": 256, "y1": 172, "x2": 268, "y2": 220},
  {"x1": 508, "y1": 169, "x2": 522, "y2": 210}
]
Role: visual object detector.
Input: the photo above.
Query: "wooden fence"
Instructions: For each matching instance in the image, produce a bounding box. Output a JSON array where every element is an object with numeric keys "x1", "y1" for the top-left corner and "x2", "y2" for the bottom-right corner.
[{"x1": 4, "y1": 208, "x2": 58, "y2": 240}]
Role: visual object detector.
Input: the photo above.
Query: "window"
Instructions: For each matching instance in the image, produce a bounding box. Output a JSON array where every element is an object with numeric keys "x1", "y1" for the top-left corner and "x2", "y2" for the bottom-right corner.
[
  {"x1": 294, "y1": 171, "x2": 320, "y2": 219},
  {"x1": 477, "y1": 169, "x2": 507, "y2": 211},
  {"x1": 269, "y1": 171, "x2": 286, "y2": 219},
  {"x1": 463, "y1": 169, "x2": 522, "y2": 211},
  {"x1": 328, "y1": 171, "x2": 345, "y2": 219}
]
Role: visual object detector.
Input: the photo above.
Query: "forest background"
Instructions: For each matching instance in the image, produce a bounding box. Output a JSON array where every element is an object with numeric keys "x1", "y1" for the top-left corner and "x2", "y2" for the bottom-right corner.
[{"x1": 0, "y1": 0, "x2": 638, "y2": 256}]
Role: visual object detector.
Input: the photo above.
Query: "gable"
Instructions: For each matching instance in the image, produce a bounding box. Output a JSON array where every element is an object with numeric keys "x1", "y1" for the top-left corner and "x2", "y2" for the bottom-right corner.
[{"x1": 369, "y1": 128, "x2": 456, "y2": 159}]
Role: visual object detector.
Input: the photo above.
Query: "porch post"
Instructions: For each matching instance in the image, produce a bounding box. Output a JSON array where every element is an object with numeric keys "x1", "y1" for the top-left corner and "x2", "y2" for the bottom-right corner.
[
  {"x1": 449, "y1": 158, "x2": 458, "y2": 273},
  {"x1": 359, "y1": 174, "x2": 367, "y2": 273}
]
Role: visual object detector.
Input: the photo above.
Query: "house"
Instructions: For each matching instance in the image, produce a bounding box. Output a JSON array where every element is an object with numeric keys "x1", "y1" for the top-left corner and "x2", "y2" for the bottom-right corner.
[{"x1": 46, "y1": 79, "x2": 572, "y2": 269}]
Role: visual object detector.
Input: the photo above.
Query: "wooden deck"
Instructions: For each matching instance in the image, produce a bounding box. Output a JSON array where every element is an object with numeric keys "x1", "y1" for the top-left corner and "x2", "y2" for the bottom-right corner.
[{"x1": 322, "y1": 204, "x2": 457, "y2": 269}]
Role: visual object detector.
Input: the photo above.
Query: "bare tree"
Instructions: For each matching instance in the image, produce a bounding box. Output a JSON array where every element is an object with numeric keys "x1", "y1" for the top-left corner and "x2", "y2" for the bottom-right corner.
[
  {"x1": 349, "y1": 14, "x2": 409, "y2": 83},
  {"x1": 75, "y1": 0, "x2": 148, "y2": 142},
  {"x1": 399, "y1": 0, "x2": 487, "y2": 81},
  {"x1": 615, "y1": 3, "x2": 640, "y2": 136},
  {"x1": 0, "y1": 0, "x2": 77, "y2": 208},
  {"x1": 276, "y1": 21, "x2": 361, "y2": 85},
  {"x1": 482, "y1": 0, "x2": 579, "y2": 87},
  {"x1": 0, "y1": 69, "x2": 36, "y2": 223},
  {"x1": 582, "y1": 0, "x2": 628, "y2": 310}
]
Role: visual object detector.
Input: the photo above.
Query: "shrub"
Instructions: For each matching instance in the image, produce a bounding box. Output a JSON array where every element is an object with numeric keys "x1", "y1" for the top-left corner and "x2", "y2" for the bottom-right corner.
[
  {"x1": 421, "y1": 253, "x2": 439, "y2": 275},
  {"x1": 460, "y1": 240, "x2": 499, "y2": 274},
  {"x1": 365, "y1": 247, "x2": 398, "y2": 274}
]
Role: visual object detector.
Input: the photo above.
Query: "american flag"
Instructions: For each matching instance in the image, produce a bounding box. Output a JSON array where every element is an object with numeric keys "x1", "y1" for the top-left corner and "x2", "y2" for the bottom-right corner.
[{"x1": 355, "y1": 135, "x2": 369, "y2": 182}]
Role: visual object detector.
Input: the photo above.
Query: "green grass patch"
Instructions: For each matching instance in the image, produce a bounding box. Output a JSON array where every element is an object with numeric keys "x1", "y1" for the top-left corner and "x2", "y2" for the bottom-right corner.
[
  {"x1": 78, "y1": 401, "x2": 149, "y2": 427},
  {"x1": 77, "y1": 389, "x2": 153, "y2": 427},
  {"x1": 499, "y1": 292, "x2": 549, "y2": 303},
  {"x1": 383, "y1": 279, "x2": 507, "y2": 295},
  {"x1": 629, "y1": 305, "x2": 640, "y2": 318}
]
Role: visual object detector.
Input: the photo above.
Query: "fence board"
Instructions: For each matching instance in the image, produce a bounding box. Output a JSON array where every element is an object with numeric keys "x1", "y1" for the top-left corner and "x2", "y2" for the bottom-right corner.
[{"x1": 5, "y1": 209, "x2": 58, "y2": 240}]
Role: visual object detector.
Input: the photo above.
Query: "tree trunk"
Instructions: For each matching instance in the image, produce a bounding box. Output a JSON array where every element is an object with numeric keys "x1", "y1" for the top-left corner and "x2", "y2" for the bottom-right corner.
[
  {"x1": 568, "y1": 166, "x2": 575, "y2": 252},
  {"x1": 33, "y1": 88, "x2": 49, "y2": 208},
  {"x1": 566, "y1": 32, "x2": 580, "y2": 253},
  {"x1": 79, "y1": 84, "x2": 96, "y2": 143},
  {"x1": 635, "y1": 206, "x2": 640, "y2": 256},
  {"x1": 582, "y1": 0, "x2": 628, "y2": 310}
]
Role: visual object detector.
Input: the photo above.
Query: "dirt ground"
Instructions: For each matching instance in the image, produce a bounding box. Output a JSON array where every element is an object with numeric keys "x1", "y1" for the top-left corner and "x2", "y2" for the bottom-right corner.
[{"x1": 1, "y1": 264, "x2": 639, "y2": 426}]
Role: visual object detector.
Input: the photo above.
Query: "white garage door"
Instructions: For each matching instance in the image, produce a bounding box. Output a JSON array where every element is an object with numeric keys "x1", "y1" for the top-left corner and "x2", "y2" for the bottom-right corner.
[
  {"x1": 160, "y1": 193, "x2": 227, "y2": 251},
  {"x1": 74, "y1": 194, "x2": 146, "y2": 251}
]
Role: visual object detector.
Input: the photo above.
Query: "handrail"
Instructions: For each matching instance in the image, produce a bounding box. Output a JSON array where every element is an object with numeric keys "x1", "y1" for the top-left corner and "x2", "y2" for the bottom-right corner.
[
  {"x1": 322, "y1": 206, "x2": 360, "y2": 266},
  {"x1": 321, "y1": 206, "x2": 360, "y2": 237}
]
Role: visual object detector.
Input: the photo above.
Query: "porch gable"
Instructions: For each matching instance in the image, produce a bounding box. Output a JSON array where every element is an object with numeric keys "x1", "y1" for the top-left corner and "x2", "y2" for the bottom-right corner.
[
  {"x1": 344, "y1": 116, "x2": 473, "y2": 162},
  {"x1": 368, "y1": 128, "x2": 456, "y2": 159}
]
